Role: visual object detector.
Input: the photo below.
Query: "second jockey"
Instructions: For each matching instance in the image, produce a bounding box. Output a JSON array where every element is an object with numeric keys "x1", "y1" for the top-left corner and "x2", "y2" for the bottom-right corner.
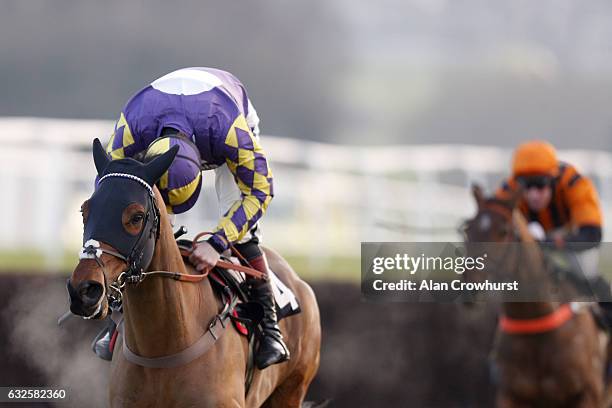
[{"x1": 497, "y1": 140, "x2": 612, "y2": 325}]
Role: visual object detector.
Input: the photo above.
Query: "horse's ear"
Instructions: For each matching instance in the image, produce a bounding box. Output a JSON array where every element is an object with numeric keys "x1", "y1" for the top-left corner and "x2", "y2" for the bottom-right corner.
[
  {"x1": 471, "y1": 183, "x2": 485, "y2": 208},
  {"x1": 143, "y1": 145, "x2": 179, "y2": 186},
  {"x1": 93, "y1": 138, "x2": 111, "y2": 175}
]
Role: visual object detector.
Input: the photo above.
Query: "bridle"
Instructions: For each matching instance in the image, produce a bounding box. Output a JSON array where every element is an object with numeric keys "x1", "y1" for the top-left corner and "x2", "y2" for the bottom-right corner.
[
  {"x1": 79, "y1": 172, "x2": 161, "y2": 310},
  {"x1": 462, "y1": 200, "x2": 519, "y2": 273},
  {"x1": 78, "y1": 172, "x2": 266, "y2": 313}
]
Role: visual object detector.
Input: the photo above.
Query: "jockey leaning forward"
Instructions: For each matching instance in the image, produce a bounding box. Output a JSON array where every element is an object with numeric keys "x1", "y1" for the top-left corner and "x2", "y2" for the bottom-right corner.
[
  {"x1": 496, "y1": 140, "x2": 612, "y2": 325},
  {"x1": 93, "y1": 67, "x2": 289, "y2": 369}
]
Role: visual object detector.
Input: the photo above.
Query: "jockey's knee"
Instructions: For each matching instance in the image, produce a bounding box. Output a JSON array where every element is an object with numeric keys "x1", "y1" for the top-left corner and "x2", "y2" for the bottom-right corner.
[{"x1": 233, "y1": 237, "x2": 262, "y2": 263}]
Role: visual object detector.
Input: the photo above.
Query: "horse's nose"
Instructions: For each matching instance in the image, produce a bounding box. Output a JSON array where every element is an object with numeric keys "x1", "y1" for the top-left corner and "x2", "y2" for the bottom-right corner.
[
  {"x1": 77, "y1": 280, "x2": 104, "y2": 307},
  {"x1": 67, "y1": 279, "x2": 104, "y2": 317}
]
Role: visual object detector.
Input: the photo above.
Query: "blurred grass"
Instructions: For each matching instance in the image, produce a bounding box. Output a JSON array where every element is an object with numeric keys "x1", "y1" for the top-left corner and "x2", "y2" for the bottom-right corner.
[
  {"x1": 0, "y1": 249, "x2": 360, "y2": 282},
  {"x1": 0, "y1": 249, "x2": 77, "y2": 273}
]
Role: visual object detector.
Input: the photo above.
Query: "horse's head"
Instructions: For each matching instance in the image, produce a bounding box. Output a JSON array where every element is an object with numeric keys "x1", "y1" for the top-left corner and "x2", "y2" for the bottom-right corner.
[
  {"x1": 67, "y1": 139, "x2": 178, "y2": 319},
  {"x1": 460, "y1": 183, "x2": 528, "y2": 296},
  {"x1": 463, "y1": 183, "x2": 522, "y2": 244}
]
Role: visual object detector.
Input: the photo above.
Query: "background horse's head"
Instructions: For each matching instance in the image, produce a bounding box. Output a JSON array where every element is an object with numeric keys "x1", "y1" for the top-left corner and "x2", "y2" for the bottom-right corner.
[
  {"x1": 461, "y1": 184, "x2": 530, "y2": 296},
  {"x1": 463, "y1": 184, "x2": 552, "y2": 303},
  {"x1": 67, "y1": 139, "x2": 178, "y2": 319},
  {"x1": 463, "y1": 184, "x2": 522, "y2": 244}
]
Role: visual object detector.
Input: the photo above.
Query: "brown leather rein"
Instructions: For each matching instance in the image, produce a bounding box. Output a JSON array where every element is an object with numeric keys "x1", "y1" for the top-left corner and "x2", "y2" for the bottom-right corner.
[
  {"x1": 150, "y1": 231, "x2": 265, "y2": 281},
  {"x1": 109, "y1": 231, "x2": 265, "y2": 294}
]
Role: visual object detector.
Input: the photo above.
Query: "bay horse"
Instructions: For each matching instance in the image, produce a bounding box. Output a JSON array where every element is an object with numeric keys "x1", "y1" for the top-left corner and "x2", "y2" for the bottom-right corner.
[
  {"x1": 67, "y1": 139, "x2": 321, "y2": 407},
  {"x1": 464, "y1": 184, "x2": 610, "y2": 408}
]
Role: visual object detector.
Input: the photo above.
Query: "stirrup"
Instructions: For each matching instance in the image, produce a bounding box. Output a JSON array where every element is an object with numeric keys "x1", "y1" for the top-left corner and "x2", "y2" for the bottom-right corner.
[{"x1": 92, "y1": 331, "x2": 113, "y2": 361}]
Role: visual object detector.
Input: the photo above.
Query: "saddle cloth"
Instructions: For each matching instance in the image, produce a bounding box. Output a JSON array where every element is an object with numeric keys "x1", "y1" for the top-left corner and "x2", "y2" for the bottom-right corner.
[{"x1": 222, "y1": 256, "x2": 301, "y2": 320}]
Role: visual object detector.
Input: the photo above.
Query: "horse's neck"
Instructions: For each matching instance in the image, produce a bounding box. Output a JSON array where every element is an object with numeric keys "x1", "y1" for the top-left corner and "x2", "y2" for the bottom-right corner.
[
  {"x1": 502, "y1": 301, "x2": 556, "y2": 319},
  {"x1": 122, "y1": 208, "x2": 219, "y2": 356},
  {"x1": 502, "y1": 211, "x2": 556, "y2": 319}
]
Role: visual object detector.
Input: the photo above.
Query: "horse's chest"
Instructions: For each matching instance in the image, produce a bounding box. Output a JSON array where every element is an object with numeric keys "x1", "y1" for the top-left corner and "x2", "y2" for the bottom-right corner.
[
  {"x1": 496, "y1": 338, "x2": 587, "y2": 401},
  {"x1": 110, "y1": 383, "x2": 225, "y2": 408},
  {"x1": 110, "y1": 360, "x2": 243, "y2": 407}
]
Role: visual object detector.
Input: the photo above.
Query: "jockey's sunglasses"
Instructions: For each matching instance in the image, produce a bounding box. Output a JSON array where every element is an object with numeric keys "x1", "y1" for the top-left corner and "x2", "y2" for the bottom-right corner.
[{"x1": 517, "y1": 175, "x2": 552, "y2": 190}]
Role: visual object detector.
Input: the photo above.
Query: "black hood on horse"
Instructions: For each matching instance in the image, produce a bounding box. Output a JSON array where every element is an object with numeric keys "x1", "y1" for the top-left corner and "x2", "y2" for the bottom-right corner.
[{"x1": 83, "y1": 139, "x2": 178, "y2": 273}]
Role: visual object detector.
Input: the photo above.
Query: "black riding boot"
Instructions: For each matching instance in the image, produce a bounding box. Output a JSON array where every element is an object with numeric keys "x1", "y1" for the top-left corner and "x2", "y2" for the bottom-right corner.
[
  {"x1": 249, "y1": 275, "x2": 290, "y2": 369},
  {"x1": 234, "y1": 240, "x2": 290, "y2": 369}
]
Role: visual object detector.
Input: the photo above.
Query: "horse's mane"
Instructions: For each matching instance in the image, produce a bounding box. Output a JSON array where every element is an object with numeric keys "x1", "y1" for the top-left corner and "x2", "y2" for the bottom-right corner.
[
  {"x1": 149, "y1": 185, "x2": 188, "y2": 274},
  {"x1": 480, "y1": 196, "x2": 536, "y2": 244}
]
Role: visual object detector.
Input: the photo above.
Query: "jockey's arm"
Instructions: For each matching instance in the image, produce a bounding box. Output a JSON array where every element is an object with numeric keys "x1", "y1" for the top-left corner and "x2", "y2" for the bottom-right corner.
[
  {"x1": 207, "y1": 115, "x2": 274, "y2": 253},
  {"x1": 104, "y1": 112, "x2": 143, "y2": 160},
  {"x1": 551, "y1": 172, "x2": 603, "y2": 250},
  {"x1": 557, "y1": 226, "x2": 601, "y2": 246}
]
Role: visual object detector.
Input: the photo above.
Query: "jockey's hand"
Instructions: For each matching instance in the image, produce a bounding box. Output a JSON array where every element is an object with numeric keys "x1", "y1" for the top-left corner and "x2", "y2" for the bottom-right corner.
[{"x1": 189, "y1": 242, "x2": 221, "y2": 273}]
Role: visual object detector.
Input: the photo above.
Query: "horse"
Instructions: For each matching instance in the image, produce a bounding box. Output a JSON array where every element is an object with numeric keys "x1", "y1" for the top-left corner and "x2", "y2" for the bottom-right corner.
[
  {"x1": 463, "y1": 184, "x2": 609, "y2": 408},
  {"x1": 67, "y1": 139, "x2": 321, "y2": 407}
]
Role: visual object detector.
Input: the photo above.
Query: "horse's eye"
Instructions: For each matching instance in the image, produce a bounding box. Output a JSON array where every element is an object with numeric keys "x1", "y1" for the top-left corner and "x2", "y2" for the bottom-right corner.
[{"x1": 130, "y1": 213, "x2": 144, "y2": 225}]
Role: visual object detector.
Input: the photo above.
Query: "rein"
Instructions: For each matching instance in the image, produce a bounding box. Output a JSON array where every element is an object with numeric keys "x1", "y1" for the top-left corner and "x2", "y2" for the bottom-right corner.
[
  {"x1": 471, "y1": 201, "x2": 577, "y2": 335},
  {"x1": 80, "y1": 231, "x2": 264, "y2": 367},
  {"x1": 80, "y1": 234, "x2": 265, "y2": 310}
]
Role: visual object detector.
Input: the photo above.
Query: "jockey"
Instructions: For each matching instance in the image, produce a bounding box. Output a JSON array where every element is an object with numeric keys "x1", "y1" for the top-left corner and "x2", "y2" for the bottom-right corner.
[
  {"x1": 94, "y1": 67, "x2": 289, "y2": 369},
  {"x1": 496, "y1": 140, "x2": 611, "y2": 322}
]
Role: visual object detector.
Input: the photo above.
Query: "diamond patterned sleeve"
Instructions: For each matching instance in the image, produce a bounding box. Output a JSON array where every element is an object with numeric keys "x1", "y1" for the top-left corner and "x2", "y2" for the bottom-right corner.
[
  {"x1": 212, "y1": 115, "x2": 274, "y2": 246},
  {"x1": 105, "y1": 112, "x2": 137, "y2": 159}
]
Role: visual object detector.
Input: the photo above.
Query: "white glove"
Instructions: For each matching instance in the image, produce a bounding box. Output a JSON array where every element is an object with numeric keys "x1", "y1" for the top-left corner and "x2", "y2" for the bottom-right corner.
[{"x1": 527, "y1": 222, "x2": 546, "y2": 241}]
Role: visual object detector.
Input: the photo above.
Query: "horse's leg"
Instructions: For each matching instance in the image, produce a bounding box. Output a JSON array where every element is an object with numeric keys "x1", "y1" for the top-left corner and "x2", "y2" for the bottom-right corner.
[
  {"x1": 261, "y1": 367, "x2": 316, "y2": 408},
  {"x1": 603, "y1": 377, "x2": 612, "y2": 408},
  {"x1": 496, "y1": 393, "x2": 530, "y2": 408},
  {"x1": 577, "y1": 378, "x2": 606, "y2": 408},
  {"x1": 261, "y1": 345, "x2": 320, "y2": 408}
]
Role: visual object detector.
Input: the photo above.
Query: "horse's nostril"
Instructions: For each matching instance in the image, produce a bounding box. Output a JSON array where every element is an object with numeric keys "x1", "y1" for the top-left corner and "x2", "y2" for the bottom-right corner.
[{"x1": 78, "y1": 281, "x2": 103, "y2": 305}]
